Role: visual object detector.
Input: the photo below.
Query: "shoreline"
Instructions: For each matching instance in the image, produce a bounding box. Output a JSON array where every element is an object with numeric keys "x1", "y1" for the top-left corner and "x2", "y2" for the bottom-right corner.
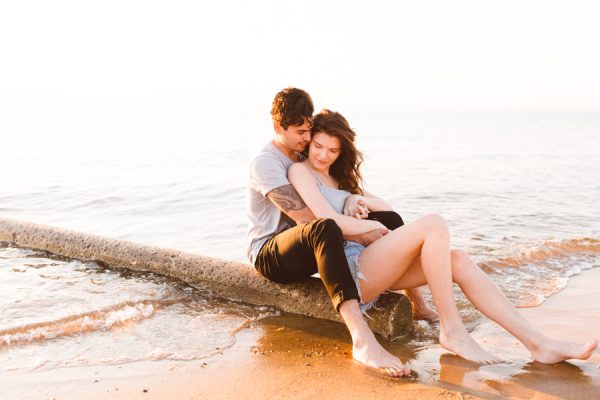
[
  {"x1": 2, "y1": 268, "x2": 599, "y2": 399},
  {"x1": 1, "y1": 320, "x2": 483, "y2": 400}
]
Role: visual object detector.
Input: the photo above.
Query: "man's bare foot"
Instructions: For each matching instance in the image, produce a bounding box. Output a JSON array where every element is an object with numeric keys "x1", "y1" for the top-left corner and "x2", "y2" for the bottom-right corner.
[
  {"x1": 530, "y1": 338, "x2": 598, "y2": 364},
  {"x1": 352, "y1": 334, "x2": 411, "y2": 378},
  {"x1": 439, "y1": 329, "x2": 502, "y2": 364},
  {"x1": 412, "y1": 303, "x2": 439, "y2": 322}
]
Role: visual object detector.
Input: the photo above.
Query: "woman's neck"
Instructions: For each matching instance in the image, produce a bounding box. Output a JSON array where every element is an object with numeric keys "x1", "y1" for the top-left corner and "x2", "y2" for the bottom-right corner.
[
  {"x1": 303, "y1": 161, "x2": 339, "y2": 187},
  {"x1": 303, "y1": 160, "x2": 330, "y2": 176}
]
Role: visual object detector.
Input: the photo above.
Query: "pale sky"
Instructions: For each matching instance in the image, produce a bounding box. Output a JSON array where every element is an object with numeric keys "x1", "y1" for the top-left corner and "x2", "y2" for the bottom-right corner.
[{"x1": 1, "y1": 0, "x2": 599, "y2": 136}]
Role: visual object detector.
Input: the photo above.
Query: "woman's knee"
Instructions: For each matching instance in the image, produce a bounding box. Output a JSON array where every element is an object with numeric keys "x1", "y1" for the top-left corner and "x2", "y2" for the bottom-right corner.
[
  {"x1": 418, "y1": 213, "x2": 450, "y2": 238},
  {"x1": 423, "y1": 213, "x2": 448, "y2": 227},
  {"x1": 451, "y1": 249, "x2": 475, "y2": 282}
]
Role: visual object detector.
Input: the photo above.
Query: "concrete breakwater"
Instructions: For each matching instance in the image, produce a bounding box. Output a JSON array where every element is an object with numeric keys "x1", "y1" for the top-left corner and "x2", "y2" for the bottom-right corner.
[{"x1": 0, "y1": 217, "x2": 413, "y2": 338}]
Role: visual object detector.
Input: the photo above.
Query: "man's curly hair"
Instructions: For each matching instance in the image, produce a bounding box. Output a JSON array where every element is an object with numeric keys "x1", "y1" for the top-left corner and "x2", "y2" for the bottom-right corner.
[{"x1": 271, "y1": 87, "x2": 314, "y2": 129}]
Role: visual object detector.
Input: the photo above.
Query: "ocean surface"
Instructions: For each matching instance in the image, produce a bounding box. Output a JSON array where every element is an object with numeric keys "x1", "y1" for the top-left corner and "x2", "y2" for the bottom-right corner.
[{"x1": 1, "y1": 111, "x2": 600, "y2": 373}]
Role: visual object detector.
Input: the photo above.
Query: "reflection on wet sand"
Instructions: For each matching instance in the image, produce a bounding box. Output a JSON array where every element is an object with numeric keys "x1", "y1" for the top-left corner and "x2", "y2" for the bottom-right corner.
[
  {"x1": 505, "y1": 361, "x2": 598, "y2": 399},
  {"x1": 247, "y1": 315, "x2": 477, "y2": 399},
  {"x1": 246, "y1": 267, "x2": 600, "y2": 399},
  {"x1": 437, "y1": 354, "x2": 600, "y2": 399},
  {"x1": 437, "y1": 267, "x2": 600, "y2": 398},
  {"x1": 254, "y1": 314, "x2": 417, "y2": 363}
]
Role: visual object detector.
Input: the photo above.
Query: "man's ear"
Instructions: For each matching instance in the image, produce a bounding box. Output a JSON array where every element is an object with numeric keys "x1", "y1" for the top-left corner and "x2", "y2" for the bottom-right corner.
[{"x1": 274, "y1": 122, "x2": 284, "y2": 134}]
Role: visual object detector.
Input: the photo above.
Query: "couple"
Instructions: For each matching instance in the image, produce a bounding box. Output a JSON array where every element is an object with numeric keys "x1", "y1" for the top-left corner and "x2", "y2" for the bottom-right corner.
[{"x1": 246, "y1": 87, "x2": 597, "y2": 377}]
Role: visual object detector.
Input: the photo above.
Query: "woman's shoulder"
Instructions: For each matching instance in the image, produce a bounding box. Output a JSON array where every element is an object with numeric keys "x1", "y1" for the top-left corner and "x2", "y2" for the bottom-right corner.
[
  {"x1": 288, "y1": 161, "x2": 311, "y2": 175},
  {"x1": 288, "y1": 162, "x2": 320, "y2": 185}
]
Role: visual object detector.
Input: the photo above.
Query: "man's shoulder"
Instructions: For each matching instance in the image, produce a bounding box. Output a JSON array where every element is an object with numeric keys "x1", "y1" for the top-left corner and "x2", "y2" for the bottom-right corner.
[
  {"x1": 250, "y1": 143, "x2": 279, "y2": 162},
  {"x1": 248, "y1": 142, "x2": 292, "y2": 196},
  {"x1": 249, "y1": 142, "x2": 290, "y2": 171}
]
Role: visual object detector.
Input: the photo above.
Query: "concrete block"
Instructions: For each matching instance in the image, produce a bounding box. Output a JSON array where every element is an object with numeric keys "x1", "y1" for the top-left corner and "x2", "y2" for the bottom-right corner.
[{"x1": 0, "y1": 217, "x2": 413, "y2": 338}]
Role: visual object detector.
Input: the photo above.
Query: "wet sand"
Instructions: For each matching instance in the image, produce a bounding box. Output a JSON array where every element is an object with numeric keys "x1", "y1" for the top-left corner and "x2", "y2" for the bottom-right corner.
[
  {"x1": 423, "y1": 266, "x2": 600, "y2": 399},
  {"x1": 2, "y1": 268, "x2": 599, "y2": 400},
  {"x1": 1, "y1": 316, "x2": 476, "y2": 400}
]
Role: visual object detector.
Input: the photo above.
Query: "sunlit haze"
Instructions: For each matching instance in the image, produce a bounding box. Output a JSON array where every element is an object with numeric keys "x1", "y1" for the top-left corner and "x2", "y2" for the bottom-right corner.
[{"x1": 1, "y1": 0, "x2": 599, "y2": 139}]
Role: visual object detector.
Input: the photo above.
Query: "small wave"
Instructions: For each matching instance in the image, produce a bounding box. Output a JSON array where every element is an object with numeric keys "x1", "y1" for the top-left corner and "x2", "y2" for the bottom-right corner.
[
  {"x1": 0, "y1": 300, "x2": 163, "y2": 348},
  {"x1": 483, "y1": 237, "x2": 600, "y2": 269},
  {"x1": 229, "y1": 309, "x2": 281, "y2": 335}
]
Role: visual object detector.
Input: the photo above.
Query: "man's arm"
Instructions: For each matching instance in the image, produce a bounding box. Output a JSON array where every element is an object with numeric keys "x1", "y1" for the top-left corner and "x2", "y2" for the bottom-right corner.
[
  {"x1": 268, "y1": 186, "x2": 388, "y2": 244},
  {"x1": 268, "y1": 185, "x2": 388, "y2": 244},
  {"x1": 267, "y1": 184, "x2": 316, "y2": 225}
]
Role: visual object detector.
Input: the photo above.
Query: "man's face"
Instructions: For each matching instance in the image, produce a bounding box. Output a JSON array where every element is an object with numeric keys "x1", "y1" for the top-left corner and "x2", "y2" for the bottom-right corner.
[{"x1": 275, "y1": 118, "x2": 312, "y2": 153}]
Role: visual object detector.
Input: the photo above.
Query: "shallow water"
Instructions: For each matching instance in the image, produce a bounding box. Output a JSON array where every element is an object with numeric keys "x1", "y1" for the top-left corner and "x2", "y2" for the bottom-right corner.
[
  {"x1": 0, "y1": 243, "x2": 279, "y2": 372},
  {"x1": 1, "y1": 111, "x2": 600, "y2": 379}
]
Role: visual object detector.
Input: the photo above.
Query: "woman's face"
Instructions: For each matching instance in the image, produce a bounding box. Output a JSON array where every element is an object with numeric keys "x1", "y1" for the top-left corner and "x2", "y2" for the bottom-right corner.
[{"x1": 308, "y1": 132, "x2": 341, "y2": 172}]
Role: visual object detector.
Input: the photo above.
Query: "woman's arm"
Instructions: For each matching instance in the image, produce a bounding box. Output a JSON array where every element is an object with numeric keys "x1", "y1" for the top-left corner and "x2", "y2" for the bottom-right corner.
[
  {"x1": 288, "y1": 163, "x2": 386, "y2": 235},
  {"x1": 344, "y1": 191, "x2": 393, "y2": 218},
  {"x1": 362, "y1": 190, "x2": 393, "y2": 211}
]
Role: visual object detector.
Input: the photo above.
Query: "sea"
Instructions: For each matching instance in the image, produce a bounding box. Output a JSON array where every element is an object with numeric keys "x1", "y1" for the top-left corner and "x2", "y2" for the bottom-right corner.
[{"x1": 1, "y1": 111, "x2": 599, "y2": 373}]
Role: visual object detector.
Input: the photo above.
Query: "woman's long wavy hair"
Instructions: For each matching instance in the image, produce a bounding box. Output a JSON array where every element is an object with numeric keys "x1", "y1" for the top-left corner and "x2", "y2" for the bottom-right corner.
[{"x1": 310, "y1": 109, "x2": 365, "y2": 195}]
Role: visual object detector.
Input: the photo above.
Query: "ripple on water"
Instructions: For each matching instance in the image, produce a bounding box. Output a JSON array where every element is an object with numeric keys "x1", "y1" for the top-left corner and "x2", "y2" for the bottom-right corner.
[
  {"x1": 1, "y1": 233, "x2": 599, "y2": 372},
  {"x1": 0, "y1": 244, "x2": 279, "y2": 372}
]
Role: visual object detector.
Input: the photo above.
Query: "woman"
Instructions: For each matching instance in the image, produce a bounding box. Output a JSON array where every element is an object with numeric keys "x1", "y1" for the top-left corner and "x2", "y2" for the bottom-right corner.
[{"x1": 288, "y1": 109, "x2": 597, "y2": 375}]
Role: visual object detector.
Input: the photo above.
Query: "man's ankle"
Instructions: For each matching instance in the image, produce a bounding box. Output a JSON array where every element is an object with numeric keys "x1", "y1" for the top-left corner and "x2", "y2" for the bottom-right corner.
[{"x1": 339, "y1": 299, "x2": 375, "y2": 339}]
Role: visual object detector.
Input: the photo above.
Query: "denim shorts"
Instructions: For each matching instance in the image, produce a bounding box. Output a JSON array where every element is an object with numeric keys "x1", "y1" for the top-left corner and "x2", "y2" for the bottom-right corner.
[{"x1": 344, "y1": 241, "x2": 380, "y2": 314}]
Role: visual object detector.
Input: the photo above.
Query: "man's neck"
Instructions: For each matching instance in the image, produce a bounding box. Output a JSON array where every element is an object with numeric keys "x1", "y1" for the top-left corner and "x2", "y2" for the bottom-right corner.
[{"x1": 271, "y1": 139, "x2": 298, "y2": 161}]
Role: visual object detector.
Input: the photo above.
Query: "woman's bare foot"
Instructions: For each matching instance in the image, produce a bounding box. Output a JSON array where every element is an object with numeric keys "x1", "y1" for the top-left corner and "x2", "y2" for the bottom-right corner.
[
  {"x1": 439, "y1": 328, "x2": 502, "y2": 364},
  {"x1": 530, "y1": 338, "x2": 598, "y2": 364},
  {"x1": 412, "y1": 303, "x2": 440, "y2": 322},
  {"x1": 352, "y1": 333, "x2": 411, "y2": 378}
]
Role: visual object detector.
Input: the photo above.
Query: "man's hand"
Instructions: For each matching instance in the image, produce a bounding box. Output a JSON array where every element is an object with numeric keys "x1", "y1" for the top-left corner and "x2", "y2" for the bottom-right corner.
[
  {"x1": 343, "y1": 194, "x2": 369, "y2": 219},
  {"x1": 344, "y1": 227, "x2": 389, "y2": 247}
]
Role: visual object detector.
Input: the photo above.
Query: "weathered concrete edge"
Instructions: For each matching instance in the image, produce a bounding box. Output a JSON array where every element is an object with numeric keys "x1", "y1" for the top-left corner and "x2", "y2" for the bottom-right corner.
[{"x1": 0, "y1": 216, "x2": 413, "y2": 339}]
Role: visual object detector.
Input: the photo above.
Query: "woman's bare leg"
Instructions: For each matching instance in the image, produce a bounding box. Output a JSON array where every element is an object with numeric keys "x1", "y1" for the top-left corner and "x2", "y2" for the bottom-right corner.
[
  {"x1": 405, "y1": 287, "x2": 439, "y2": 322},
  {"x1": 358, "y1": 214, "x2": 501, "y2": 364},
  {"x1": 446, "y1": 251, "x2": 598, "y2": 363},
  {"x1": 387, "y1": 249, "x2": 598, "y2": 363}
]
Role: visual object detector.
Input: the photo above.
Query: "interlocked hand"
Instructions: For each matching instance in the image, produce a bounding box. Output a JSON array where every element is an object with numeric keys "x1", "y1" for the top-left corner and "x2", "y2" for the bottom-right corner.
[{"x1": 343, "y1": 194, "x2": 369, "y2": 219}]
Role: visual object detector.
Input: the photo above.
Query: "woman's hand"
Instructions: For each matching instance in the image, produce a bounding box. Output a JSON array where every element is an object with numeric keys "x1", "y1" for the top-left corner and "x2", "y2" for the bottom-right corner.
[
  {"x1": 344, "y1": 226, "x2": 390, "y2": 246},
  {"x1": 344, "y1": 194, "x2": 369, "y2": 219}
]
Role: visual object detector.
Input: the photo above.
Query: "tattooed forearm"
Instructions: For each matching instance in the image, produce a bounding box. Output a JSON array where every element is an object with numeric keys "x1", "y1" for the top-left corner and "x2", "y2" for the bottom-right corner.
[{"x1": 268, "y1": 184, "x2": 308, "y2": 212}]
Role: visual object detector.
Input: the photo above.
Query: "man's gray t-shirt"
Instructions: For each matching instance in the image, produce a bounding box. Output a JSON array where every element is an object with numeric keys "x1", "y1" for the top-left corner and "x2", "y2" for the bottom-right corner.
[{"x1": 246, "y1": 141, "x2": 296, "y2": 264}]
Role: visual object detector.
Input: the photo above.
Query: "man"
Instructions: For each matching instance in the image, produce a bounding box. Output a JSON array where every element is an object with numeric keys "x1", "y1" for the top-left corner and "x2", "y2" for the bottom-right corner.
[{"x1": 247, "y1": 87, "x2": 410, "y2": 377}]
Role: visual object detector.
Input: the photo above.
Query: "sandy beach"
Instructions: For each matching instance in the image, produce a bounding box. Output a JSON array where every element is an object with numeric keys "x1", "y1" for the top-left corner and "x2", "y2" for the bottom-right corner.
[
  {"x1": 3, "y1": 267, "x2": 599, "y2": 400},
  {"x1": 3, "y1": 1, "x2": 599, "y2": 398}
]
